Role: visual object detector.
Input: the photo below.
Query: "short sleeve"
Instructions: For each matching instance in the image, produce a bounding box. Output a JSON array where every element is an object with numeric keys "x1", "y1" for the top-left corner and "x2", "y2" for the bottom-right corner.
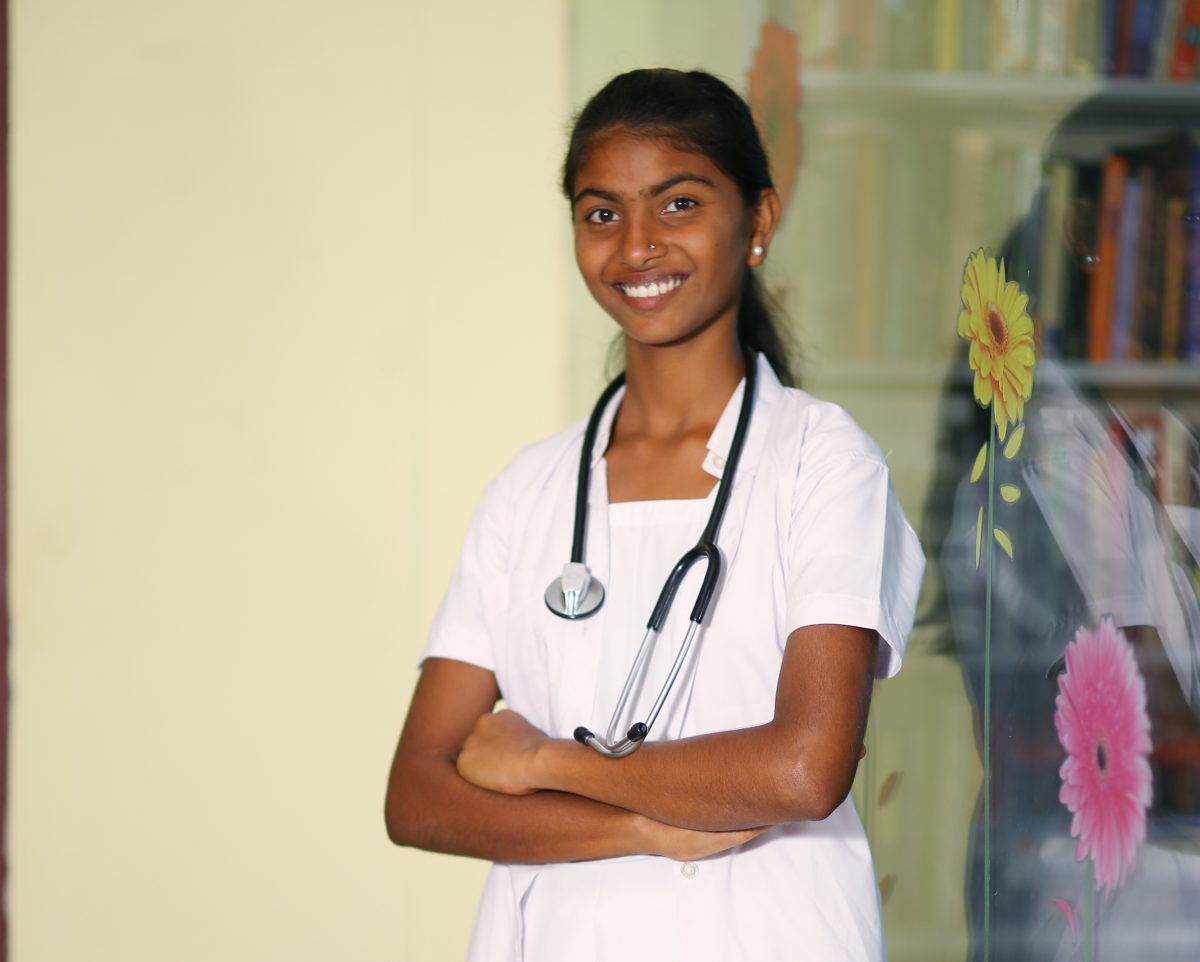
[
  {"x1": 786, "y1": 427, "x2": 925, "y2": 679},
  {"x1": 419, "y1": 473, "x2": 512, "y2": 673}
]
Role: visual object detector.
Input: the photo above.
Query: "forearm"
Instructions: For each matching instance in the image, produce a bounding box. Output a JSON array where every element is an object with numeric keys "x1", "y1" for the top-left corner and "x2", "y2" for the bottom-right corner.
[
  {"x1": 453, "y1": 627, "x2": 876, "y2": 835},
  {"x1": 387, "y1": 752, "x2": 647, "y2": 864},
  {"x1": 534, "y1": 722, "x2": 834, "y2": 832}
]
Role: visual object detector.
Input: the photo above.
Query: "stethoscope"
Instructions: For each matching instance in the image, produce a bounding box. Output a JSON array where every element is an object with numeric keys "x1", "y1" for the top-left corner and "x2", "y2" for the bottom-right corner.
[{"x1": 544, "y1": 354, "x2": 759, "y2": 757}]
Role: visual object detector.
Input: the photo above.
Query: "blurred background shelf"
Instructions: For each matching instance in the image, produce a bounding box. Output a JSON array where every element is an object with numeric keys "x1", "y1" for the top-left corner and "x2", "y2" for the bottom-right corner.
[
  {"x1": 810, "y1": 359, "x2": 1200, "y2": 392},
  {"x1": 804, "y1": 68, "x2": 1200, "y2": 116}
]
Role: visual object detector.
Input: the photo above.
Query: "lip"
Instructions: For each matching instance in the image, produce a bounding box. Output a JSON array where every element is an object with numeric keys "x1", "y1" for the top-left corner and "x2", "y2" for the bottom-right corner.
[{"x1": 610, "y1": 273, "x2": 690, "y2": 311}]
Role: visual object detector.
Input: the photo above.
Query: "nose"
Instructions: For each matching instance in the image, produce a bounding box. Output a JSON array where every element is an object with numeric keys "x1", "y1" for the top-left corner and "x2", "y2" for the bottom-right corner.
[{"x1": 619, "y1": 208, "x2": 665, "y2": 268}]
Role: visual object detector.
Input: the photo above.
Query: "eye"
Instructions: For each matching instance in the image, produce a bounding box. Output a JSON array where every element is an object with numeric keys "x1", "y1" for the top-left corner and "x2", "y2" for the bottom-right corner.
[
  {"x1": 584, "y1": 207, "x2": 619, "y2": 224},
  {"x1": 663, "y1": 197, "x2": 698, "y2": 214}
]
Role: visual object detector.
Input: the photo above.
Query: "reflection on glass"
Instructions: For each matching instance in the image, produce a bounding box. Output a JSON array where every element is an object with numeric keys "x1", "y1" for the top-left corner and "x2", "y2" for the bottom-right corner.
[{"x1": 931, "y1": 93, "x2": 1200, "y2": 961}]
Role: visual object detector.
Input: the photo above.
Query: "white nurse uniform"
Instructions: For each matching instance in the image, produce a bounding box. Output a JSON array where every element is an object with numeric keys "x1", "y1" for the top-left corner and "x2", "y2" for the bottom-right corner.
[{"x1": 421, "y1": 354, "x2": 925, "y2": 961}]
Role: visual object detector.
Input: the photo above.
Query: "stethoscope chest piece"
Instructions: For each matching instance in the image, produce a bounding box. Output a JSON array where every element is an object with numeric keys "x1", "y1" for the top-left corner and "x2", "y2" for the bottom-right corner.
[{"x1": 545, "y1": 561, "x2": 605, "y2": 619}]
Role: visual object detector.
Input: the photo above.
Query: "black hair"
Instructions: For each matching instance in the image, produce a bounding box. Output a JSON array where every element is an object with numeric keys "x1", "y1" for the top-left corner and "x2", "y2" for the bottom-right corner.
[{"x1": 562, "y1": 68, "x2": 795, "y2": 386}]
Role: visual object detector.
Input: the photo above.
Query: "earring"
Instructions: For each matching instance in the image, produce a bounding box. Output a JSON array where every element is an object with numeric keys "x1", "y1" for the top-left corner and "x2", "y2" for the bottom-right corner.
[{"x1": 752, "y1": 244, "x2": 765, "y2": 257}]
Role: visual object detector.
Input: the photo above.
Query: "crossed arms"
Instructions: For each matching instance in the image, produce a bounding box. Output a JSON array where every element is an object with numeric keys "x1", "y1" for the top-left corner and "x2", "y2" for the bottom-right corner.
[{"x1": 384, "y1": 623, "x2": 877, "y2": 864}]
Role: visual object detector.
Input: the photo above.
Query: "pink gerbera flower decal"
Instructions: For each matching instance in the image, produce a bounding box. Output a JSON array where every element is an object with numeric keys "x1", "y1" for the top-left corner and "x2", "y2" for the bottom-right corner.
[{"x1": 1054, "y1": 619, "x2": 1152, "y2": 897}]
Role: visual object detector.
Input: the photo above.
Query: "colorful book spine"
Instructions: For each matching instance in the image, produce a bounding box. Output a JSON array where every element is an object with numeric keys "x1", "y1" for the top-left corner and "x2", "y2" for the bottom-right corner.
[
  {"x1": 1070, "y1": 0, "x2": 1103, "y2": 75},
  {"x1": 1036, "y1": 0, "x2": 1070, "y2": 73},
  {"x1": 1137, "y1": 167, "x2": 1167, "y2": 358},
  {"x1": 1169, "y1": 0, "x2": 1200, "y2": 78},
  {"x1": 1162, "y1": 196, "x2": 1186, "y2": 358},
  {"x1": 856, "y1": 0, "x2": 882, "y2": 67},
  {"x1": 800, "y1": 0, "x2": 840, "y2": 68},
  {"x1": 1039, "y1": 160, "x2": 1077, "y2": 358},
  {"x1": 1064, "y1": 164, "x2": 1102, "y2": 359},
  {"x1": 1128, "y1": 0, "x2": 1165, "y2": 75},
  {"x1": 1111, "y1": 173, "x2": 1144, "y2": 360},
  {"x1": 1153, "y1": 0, "x2": 1184, "y2": 77},
  {"x1": 960, "y1": 0, "x2": 991, "y2": 70},
  {"x1": 935, "y1": 0, "x2": 963, "y2": 72},
  {"x1": 837, "y1": 0, "x2": 872, "y2": 67},
  {"x1": 993, "y1": 0, "x2": 1035, "y2": 72},
  {"x1": 1107, "y1": 0, "x2": 1133, "y2": 73},
  {"x1": 1089, "y1": 153, "x2": 1129, "y2": 362},
  {"x1": 1184, "y1": 144, "x2": 1200, "y2": 359}
]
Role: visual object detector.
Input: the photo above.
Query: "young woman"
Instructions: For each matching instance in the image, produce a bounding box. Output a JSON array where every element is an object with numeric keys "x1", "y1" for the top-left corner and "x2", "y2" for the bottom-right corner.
[{"x1": 385, "y1": 69, "x2": 925, "y2": 961}]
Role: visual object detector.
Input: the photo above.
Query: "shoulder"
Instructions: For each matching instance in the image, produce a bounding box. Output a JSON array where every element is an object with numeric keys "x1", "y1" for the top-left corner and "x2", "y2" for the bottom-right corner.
[
  {"x1": 474, "y1": 417, "x2": 588, "y2": 513},
  {"x1": 497, "y1": 418, "x2": 586, "y2": 484},
  {"x1": 767, "y1": 385, "x2": 887, "y2": 472}
]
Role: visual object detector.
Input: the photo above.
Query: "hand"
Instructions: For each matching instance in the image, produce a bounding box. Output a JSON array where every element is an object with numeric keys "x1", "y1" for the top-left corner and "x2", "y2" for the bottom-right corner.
[
  {"x1": 456, "y1": 709, "x2": 550, "y2": 796},
  {"x1": 634, "y1": 813, "x2": 769, "y2": 861}
]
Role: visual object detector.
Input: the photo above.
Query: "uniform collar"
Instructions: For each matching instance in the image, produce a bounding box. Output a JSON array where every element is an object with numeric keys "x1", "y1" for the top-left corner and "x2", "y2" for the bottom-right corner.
[{"x1": 588, "y1": 353, "x2": 781, "y2": 479}]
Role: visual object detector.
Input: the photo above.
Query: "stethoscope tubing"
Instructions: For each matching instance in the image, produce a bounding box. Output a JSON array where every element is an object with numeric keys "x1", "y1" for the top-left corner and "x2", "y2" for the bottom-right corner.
[
  {"x1": 568, "y1": 353, "x2": 760, "y2": 756},
  {"x1": 569, "y1": 373, "x2": 626, "y2": 566}
]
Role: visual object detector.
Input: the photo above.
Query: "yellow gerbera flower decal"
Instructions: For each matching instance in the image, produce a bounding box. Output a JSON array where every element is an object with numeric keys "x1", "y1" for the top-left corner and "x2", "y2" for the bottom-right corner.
[{"x1": 957, "y1": 248, "x2": 1035, "y2": 441}]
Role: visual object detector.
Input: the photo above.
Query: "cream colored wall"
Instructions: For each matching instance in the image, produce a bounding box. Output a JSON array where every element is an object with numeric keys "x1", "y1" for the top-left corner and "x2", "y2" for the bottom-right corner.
[{"x1": 10, "y1": 2, "x2": 567, "y2": 959}]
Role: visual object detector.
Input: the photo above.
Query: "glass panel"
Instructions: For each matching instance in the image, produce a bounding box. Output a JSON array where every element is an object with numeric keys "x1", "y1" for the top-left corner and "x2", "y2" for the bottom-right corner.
[{"x1": 568, "y1": 2, "x2": 1200, "y2": 959}]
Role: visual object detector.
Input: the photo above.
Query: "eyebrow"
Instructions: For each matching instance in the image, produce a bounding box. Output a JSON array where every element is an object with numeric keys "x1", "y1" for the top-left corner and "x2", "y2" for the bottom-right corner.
[{"x1": 572, "y1": 173, "x2": 717, "y2": 207}]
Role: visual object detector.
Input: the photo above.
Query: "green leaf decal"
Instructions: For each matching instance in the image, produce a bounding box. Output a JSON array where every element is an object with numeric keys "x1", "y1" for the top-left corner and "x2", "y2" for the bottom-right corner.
[
  {"x1": 1000, "y1": 484, "x2": 1021, "y2": 503},
  {"x1": 970, "y1": 442, "x2": 988, "y2": 483},
  {"x1": 1004, "y1": 424, "x2": 1025, "y2": 460},
  {"x1": 993, "y1": 527, "x2": 1014, "y2": 558}
]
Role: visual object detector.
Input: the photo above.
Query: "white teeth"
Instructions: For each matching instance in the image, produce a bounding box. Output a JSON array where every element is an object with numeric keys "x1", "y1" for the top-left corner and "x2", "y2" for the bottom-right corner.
[{"x1": 621, "y1": 276, "x2": 683, "y2": 299}]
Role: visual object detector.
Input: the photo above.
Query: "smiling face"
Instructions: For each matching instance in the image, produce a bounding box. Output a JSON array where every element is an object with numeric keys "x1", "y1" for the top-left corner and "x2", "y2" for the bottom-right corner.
[{"x1": 570, "y1": 129, "x2": 776, "y2": 352}]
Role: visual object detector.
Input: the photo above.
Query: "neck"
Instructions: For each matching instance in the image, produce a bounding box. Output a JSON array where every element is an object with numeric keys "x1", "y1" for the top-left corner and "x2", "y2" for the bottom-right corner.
[{"x1": 618, "y1": 330, "x2": 746, "y2": 440}]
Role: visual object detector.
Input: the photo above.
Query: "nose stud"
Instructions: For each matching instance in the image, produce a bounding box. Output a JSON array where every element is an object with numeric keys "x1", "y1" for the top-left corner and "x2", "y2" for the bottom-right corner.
[{"x1": 649, "y1": 243, "x2": 657, "y2": 251}]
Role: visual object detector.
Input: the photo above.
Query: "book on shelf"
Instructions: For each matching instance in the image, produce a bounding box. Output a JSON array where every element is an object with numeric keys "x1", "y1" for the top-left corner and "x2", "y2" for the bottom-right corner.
[
  {"x1": 932, "y1": 125, "x2": 1197, "y2": 367},
  {"x1": 809, "y1": 0, "x2": 840, "y2": 68},
  {"x1": 797, "y1": 122, "x2": 890, "y2": 360},
  {"x1": 1109, "y1": 166, "x2": 1145, "y2": 360},
  {"x1": 1039, "y1": 160, "x2": 1078, "y2": 356},
  {"x1": 993, "y1": 0, "x2": 1035, "y2": 73},
  {"x1": 1071, "y1": 0, "x2": 1104, "y2": 75},
  {"x1": 1105, "y1": 0, "x2": 1130, "y2": 76},
  {"x1": 1026, "y1": 130, "x2": 1200, "y2": 365},
  {"x1": 1036, "y1": 0, "x2": 1071, "y2": 74},
  {"x1": 1166, "y1": 0, "x2": 1200, "y2": 79},
  {"x1": 1138, "y1": 164, "x2": 1168, "y2": 357},
  {"x1": 1163, "y1": 196, "x2": 1188, "y2": 356},
  {"x1": 1187, "y1": 138, "x2": 1200, "y2": 355},
  {"x1": 1153, "y1": 0, "x2": 1185, "y2": 79},
  {"x1": 1128, "y1": 0, "x2": 1168, "y2": 77},
  {"x1": 1088, "y1": 152, "x2": 1128, "y2": 361}
]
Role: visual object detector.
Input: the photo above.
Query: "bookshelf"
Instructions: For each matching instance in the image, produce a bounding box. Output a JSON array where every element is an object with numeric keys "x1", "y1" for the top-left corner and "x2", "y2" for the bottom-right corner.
[
  {"x1": 811, "y1": 359, "x2": 1200, "y2": 392},
  {"x1": 793, "y1": 69, "x2": 1200, "y2": 414},
  {"x1": 803, "y1": 67, "x2": 1200, "y2": 114}
]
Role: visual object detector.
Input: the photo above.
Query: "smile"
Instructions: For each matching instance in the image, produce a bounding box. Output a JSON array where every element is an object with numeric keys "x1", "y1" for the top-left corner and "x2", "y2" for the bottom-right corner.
[{"x1": 614, "y1": 274, "x2": 688, "y2": 299}]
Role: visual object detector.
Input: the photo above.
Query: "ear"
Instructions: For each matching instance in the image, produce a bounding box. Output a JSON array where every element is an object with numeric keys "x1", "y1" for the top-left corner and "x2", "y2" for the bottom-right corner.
[{"x1": 747, "y1": 188, "x2": 782, "y2": 267}]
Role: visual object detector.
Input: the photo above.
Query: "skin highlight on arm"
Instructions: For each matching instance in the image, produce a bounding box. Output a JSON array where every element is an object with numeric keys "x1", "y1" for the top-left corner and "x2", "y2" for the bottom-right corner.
[
  {"x1": 455, "y1": 623, "x2": 878, "y2": 832},
  {"x1": 385, "y1": 657, "x2": 763, "y2": 863}
]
